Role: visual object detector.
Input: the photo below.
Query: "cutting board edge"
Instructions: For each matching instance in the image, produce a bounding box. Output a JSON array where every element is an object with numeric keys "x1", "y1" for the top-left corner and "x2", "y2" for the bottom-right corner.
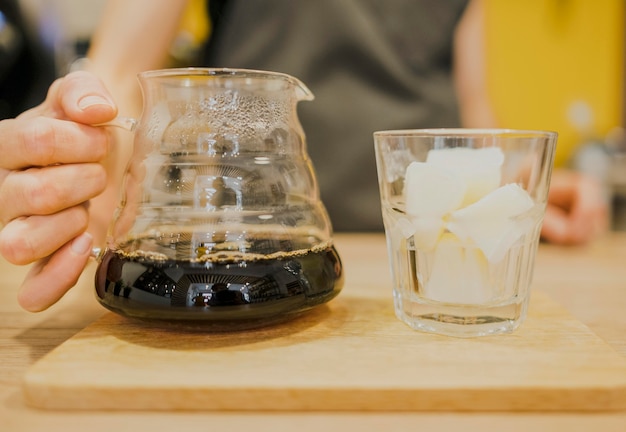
[{"x1": 22, "y1": 380, "x2": 626, "y2": 412}]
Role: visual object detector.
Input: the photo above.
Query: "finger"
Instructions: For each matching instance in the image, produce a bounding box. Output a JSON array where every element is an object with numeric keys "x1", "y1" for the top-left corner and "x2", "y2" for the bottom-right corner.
[
  {"x1": 565, "y1": 206, "x2": 608, "y2": 245},
  {"x1": 0, "y1": 163, "x2": 106, "y2": 223},
  {"x1": 571, "y1": 177, "x2": 609, "y2": 226},
  {"x1": 563, "y1": 217, "x2": 596, "y2": 245},
  {"x1": 562, "y1": 176, "x2": 608, "y2": 244},
  {"x1": 544, "y1": 169, "x2": 608, "y2": 245},
  {"x1": 541, "y1": 202, "x2": 599, "y2": 246},
  {"x1": 546, "y1": 169, "x2": 577, "y2": 210},
  {"x1": 21, "y1": 71, "x2": 117, "y2": 125},
  {"x1": 0, "y1": 116, "x2": 111, "y2": 170},
  {"x1": 17, "y1": 232, "x2": 93, "y2": 312},
  {"x1": 0, "y1": 204, "x2": 90, "y2": 264},
  {"x1": 541, "y1": 205, "x2": 571, "y2": 244}
]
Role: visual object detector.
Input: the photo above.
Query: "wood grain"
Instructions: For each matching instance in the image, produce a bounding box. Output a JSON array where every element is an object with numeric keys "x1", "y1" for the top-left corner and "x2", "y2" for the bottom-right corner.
[{"x1": 22, "y1": 287, "x2": 626, "y2": 412}]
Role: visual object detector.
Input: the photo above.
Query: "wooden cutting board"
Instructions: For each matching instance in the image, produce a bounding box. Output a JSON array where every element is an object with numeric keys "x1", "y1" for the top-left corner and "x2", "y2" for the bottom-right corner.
[{"x1": 22, "y1": 289, "x2": 626, "y2": 412}]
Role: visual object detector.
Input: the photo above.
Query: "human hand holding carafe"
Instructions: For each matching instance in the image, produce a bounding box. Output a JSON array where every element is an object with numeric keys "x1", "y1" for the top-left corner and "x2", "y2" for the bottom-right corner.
[{"x1": 0, "y1": 71, "x2": 121, "y2": 311}]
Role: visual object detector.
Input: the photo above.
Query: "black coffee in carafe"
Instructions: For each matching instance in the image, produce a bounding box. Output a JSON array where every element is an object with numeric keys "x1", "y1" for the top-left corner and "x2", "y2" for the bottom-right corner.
[{"x1": 95, "y1": 236, "x2": 342, "y2": 329}]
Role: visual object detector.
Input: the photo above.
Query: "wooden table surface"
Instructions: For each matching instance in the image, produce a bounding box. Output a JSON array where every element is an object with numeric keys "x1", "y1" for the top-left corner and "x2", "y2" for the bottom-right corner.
[{"x1": 2, "y1": 232, "x2": 626, "y2": 431}]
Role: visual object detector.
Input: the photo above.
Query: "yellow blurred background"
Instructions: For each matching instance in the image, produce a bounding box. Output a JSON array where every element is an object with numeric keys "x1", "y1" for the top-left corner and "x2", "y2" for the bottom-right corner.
[{"x1": 484, "y1": 0, "x2": 625, "y2": 167}]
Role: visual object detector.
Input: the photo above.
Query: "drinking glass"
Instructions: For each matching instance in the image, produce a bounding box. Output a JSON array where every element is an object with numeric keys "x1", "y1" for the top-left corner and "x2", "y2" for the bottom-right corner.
[{"x1": 374, "y1": 129, "x2": 557, "y2": 337}]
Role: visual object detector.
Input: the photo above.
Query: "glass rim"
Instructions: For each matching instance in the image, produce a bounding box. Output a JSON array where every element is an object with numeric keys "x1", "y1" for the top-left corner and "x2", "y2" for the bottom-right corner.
[
  {"x1": 137, "y1": 67, "x2": 314, "y2": 101},
  {"x1": 373, "y1": 128, "x2": 558, "y2": 139}
]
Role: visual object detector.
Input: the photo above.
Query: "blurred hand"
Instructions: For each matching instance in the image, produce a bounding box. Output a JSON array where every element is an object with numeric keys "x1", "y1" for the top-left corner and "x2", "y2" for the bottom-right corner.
[
  {"x1": 0, "y1": 71, "x2": 117, "y2": 311},
  {"x1": 541, "y1": 168, "x2": 609, "y2": 245}
]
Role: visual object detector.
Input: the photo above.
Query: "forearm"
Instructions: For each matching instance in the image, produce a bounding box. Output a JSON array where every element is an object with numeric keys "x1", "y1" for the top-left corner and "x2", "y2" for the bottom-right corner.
[
  {"x1": 87, "y1": 0, "x2": 189, "y2": 116},
  {"x1": 84, "y1": 0, "x2": 190, "y2": 245}
]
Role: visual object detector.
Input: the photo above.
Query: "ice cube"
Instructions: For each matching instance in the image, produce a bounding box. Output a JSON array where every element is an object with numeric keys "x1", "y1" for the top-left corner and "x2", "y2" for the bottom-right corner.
[
  {"x1": 426, "y1": 147, "x2": 504, "y2": 206},
  {"x1": 404, "y1": 161, "x2": 465, "y2": 217},
  {"x1": 382, "y1": 148, "x2": 415, "y2": 183},
  {"x1": 411, "y1": 216, "x2": 446, "y2": 250},
  {"x1": 422, "y1": 233, "x2": 492, "y2": 304},
  {"x1": 447, "y1": 183, "x2": 535, "y2": 262}
]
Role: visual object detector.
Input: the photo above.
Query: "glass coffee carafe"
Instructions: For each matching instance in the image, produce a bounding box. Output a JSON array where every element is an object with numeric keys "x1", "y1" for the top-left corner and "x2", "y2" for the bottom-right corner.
[{"x1": 94, "y1": 68, "x2": 343, "y2": 330}]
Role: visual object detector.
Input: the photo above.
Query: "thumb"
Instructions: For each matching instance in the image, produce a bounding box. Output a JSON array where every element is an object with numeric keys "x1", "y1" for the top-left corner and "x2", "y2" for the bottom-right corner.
[{"x1": 36, "y1": 71, "x2": 118, "y2": 125}]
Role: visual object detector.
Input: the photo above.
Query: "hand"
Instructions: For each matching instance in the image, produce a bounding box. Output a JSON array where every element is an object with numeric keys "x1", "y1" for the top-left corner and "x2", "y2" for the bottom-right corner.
[
  {"x1": 541, "y1": 168, "x2": 609, "y2": 245},
  {"x1": 0, "y1": 71, "x2": 117, "y2": 311}
]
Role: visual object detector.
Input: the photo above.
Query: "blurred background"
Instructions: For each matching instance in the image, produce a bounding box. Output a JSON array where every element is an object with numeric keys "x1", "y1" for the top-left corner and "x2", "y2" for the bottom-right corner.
[
  {"x1": 1, "y1": 0, "x2": 625, "y2": 229},
  {"x1": 484, "y1": 0, "x2": 626, "y2": 231}
]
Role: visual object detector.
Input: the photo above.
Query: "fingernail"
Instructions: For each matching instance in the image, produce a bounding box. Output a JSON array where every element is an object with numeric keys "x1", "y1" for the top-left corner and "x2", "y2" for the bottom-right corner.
[
  {"x1": 78, "y1": 95, "x2": 114, "y2": 111},
  {"x1": 71, "y1": 232, "x2": 93, "y2": 255}
]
